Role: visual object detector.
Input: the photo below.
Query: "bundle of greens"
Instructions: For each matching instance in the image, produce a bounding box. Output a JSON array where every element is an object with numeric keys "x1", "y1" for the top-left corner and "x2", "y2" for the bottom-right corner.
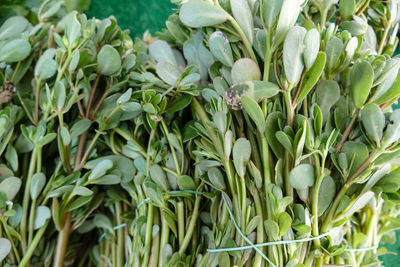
[{"x1": 2, "y1": 0, "x2": 400, "y2": 266}]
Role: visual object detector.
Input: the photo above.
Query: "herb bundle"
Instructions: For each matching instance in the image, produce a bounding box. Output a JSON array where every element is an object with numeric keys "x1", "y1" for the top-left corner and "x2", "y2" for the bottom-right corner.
[{"x1": 1, "y1": 0, "x2": 400, "y2": 267}]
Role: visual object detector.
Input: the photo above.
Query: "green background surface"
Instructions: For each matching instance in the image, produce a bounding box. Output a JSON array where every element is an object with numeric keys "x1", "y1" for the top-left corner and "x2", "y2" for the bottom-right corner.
[{"x1": 86, "y1": 0, "x2": 400, "y2": 265}]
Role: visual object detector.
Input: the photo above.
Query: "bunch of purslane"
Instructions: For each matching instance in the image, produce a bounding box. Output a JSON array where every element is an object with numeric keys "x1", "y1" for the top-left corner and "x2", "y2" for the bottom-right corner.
[{"x1": 2, "y1": 0, "x2": 400, "y2": 267}]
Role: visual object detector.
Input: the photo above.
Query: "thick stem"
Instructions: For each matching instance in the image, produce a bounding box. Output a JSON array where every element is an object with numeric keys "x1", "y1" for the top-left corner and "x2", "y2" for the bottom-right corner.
[
  {"x1": 149, "y1": 209, "x2": 160, "y2": 267},
  {"x1": 20, "y1": 147, "x2": 37, "y2": 254},
  {"x1": 142, "y1": 205, "x2": 154, "y2": 267},
  {"x1": 115, "y1": 202, "x2": 124, "y2": 267},
  {"x1": 177, "y1": 201, "x2": 185, "y2": 247},
  {"x1": 158, "y1": 211, "x2": 170, "y2": 267},
  {"x1": 85, "y1": 75, "x2": 101, "y2": 118},
  {"x1": 178, "y1": 194, "x2": 201, "y2": 254},
  {"x1": 19, "y1": 221, "x2": 49, "y2": 267},
  {"x1": 53, "y1": 212, "x2": 72, "y2": 267},
  {"x1": 252, "y1": 190, "x2": 265, "y2": 267},
  {"x1": 378, "y1": 24, "x2": 391, "y2": 55},
  {"x1": 283, "y1": 89, "x2": 294, "y2": 128},
  {"x1": 336, "y1": 114, "x2": 358, "y2": 152}
]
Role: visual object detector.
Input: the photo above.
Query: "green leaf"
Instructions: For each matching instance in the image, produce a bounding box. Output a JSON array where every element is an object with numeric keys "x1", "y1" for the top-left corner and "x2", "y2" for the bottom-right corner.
[
  {"x1": 373, "y1": 70, "x2": 400, "y2": 105},
  {"x1": 246, "y1": 215, "x2": 262, "y2": 235},
  {"x1": 325, "y1": 36, "x2": 343, "y2": 70},
  {"x1": 350, "y1": 60, "x2": 374, "y2": 109},
  {"x1": 0, "y1": 177, "x2": 21, "y2": 201},
  {"x1": 86, "y1": 155, "x2": 134, "y2": 182},
  {"x1": 5, "y1": 145, "x2": 17, "y2": 172},
  {"x1": 382, "y1": 110, "x2": 400, "y2": 147},
  {"x1": 295, "y1": 52, "x2": 326, "y2": 105},
  {"x1": 275, "y1": 131, "x2": 293, "y2": 155},
  {"x1": 156, "y1": 61, "x2": 182, "y2": 86},
  {"x1": 54, "y1": 81, "x2": 66, "y2": 108},
  {"x1": 70, "y1": 119, "x2": 91, "y2": 139},
  {"x1": 35, "y1": 49, "x2": 57, "y2": 80},
  {"x1": 274, "y1": 0, "x2": 302, "y2": 47},
  {"x1": 0, "y1": 16, "x2": 29, "y2": 41},
  {"x1": 341, "y1": 141, "x2": 369, "y2": 175},
  {"x1": 340, "y1": 191, "x2": 374, "y2": 219},
  {"x1": 241, "y1": 96, "x2": 266, "y2": 133},
  {"x1": 67, "y1": 195, "x2": 93, "y2": 211},
  {"x1": 318, "y1": 176, "x2": 336, "y2": 215},
  {"x1": 231, "y1": 58, "x2": 261, "y2": 84},
  {"x1": 264, "y1": 219, "x2": 280, "y2": 241},
  {"x1": 207, "y1": 167, "x2": 225, "y2": 190},
  {"x1": 266, "y1": 112, "x2": 284, "y2": 158},
  {"x1": 315, "y1": 80, "x2": 340, "y2": 123},
  {"x1": 0, "y1": 39, "x2": 31, "y2": 63},
  {"x1": 360, "y1": 103, "x2": 385, "y2": 146},
  {"x1": 283, "y1": 26, "x2": 307, "y2": 84},
  {"x1": 303, "y1": 29, "x2": 320, "y2": 69},
  {"x1": 97, "y1": 45, "x2": 121, "y2": 76},
  {"x1": 261, "y1": 0, "x2": 282, "y2": 28},
  {"x1": 62, "y1": 11, "x2": 81, "y2": 45},
  {"x1": 231, "y1": 0, "x2": 254, "y2": 44},
  {"x1": 73, "y1": 186, "x2": 93, "y2": 196},
  {"x1": 179, "y1": 0, "x2": 229, "y2": 28},
  {"x1": 37, "y1": 133, "x2": 57, "y2": 147},
  {"x1": 0, "y1": 238, "x2": 11, "y2": 262},
  {"x1": 150, "y1": 164, "x2": 170, "y2": 192},
  {"x1": 376, "y1": 173, "x2": 400, "y2": 193},
  {"x1": 68, "y1": 50, "x2": 80, "y2": 72},
  {"x1": 34, "y1": 206, "x2": 51, "y2": 230},
  {"x1": 30, "y1": 173, "x2": 46, "y2": 200},
  {"x1": 60, "y1": 126, "x2": 71, "y2": 146},
  {"x1": 289, "y1": 164, "x2": 315, "y2": 190},
  {"x1": 89, "y1": 159, "x2": 113, "y2": 180},
  {"x1": 149, "y1": 40, "x2": 177, "y2": 65},
  {"x1": 213, "y1": 111, "x2": 227, "y2": 134},
  {"x1": 144, "y1": 179, "x2": 164, "y2": 205},
  {"x1": 232, "y1": 138, "x2": 251, "y2": 177},
  {"x1": 167, "y1": 94, "x2": 192, "y2": 113},
  {"x1": 177, "y1": 175, "x2": 196, "y2": 191},
  {"x1": 278, "y1": 212, "x2": 292, "y2": 236},
  {"x1": 117, "y1": 88, "x2": 132, "y2": 105},
  {"x1": 340, "y1": 0, "x2": 356, "y2": 20},
  {"x1": 91, "y1": 174, "x2": 121, "y2": 185},
  {"x1": 209, "y1": 31, "x2": 234, "y2": 67}
]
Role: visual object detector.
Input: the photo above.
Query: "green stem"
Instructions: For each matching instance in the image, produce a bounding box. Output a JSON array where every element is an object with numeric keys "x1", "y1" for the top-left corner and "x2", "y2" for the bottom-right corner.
[
  {"x1": 177, "y1": 201, "x2": 185, "y2": 247},
  {"x1": 76, "y1": 131, "x2": 101, "y2": 170},
  {"x1": 158, "y1": 211, "x2": 170, "y2": 267},
  {"x1": 20, "y1": 147, "x2": 37, "y2": 254},
  {"x1": 283, "y1": 89, "x2": 294, "y2": 128},
  {"x1": 191, "y1": 98, "x2": 224, "y2": 158},
  {"x1": 378, "y1": 24, "x2": 390, "y2": 55},
  {"x1": 28, "y1": 198, "x2": 36, "y2": 245},
  {"x1": 263, "y1": 31, "x2": 272, "y2": 81},
  {"x1": 178, "y1": 194, "x2": 201, "y2": 254},
  {"x1": 53, "y1": 212, "x2": 72, "y2": 267},
  {"x1": 142, "y1": 205, "x2": 154, "y2": 267},
  {"x1": 311, "y1": 154, "x2": 324, "y2": 250},
  {"x1": 149, "y1": 209, "x2": 160, "y2": 267},
  {"x1": 226, "y1": 15, "x2": 257, "y2": 63},
  {"x1": 115, "y1": 202, "x2": 124, "y2": 267},
  {"x1": 19, "y1": 220, "x2": 49, "y2": 267},
  {"x1": 252, "y1": 190, "x2": 264, "y2": 267},
  {"x1": 2, "y1": 218, "x2": 20, "y2": 263}
]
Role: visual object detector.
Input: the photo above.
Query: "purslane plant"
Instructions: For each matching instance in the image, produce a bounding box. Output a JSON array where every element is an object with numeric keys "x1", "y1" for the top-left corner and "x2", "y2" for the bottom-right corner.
[
  {"x1": 135, "y1": 0, "x2": 400, "y2": 266},
  {"x1": 2, "y1": 0, "x2": 400, "y2": 266}
]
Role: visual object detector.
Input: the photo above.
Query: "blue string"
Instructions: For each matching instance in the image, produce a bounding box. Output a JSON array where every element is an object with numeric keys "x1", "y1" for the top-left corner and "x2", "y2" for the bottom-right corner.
[
  {"x1": 220, "y1": 194, "x2": 276, "y2": 267},
  {"x1": 98, "y1": 223, "x2": 127, "y2": 242},
  {"x1": 344, "y1": 245, "x2": 378, "y2": 252},
  {"x1": 207, "y1": 231, "x2": 332, "y2": 253}
]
